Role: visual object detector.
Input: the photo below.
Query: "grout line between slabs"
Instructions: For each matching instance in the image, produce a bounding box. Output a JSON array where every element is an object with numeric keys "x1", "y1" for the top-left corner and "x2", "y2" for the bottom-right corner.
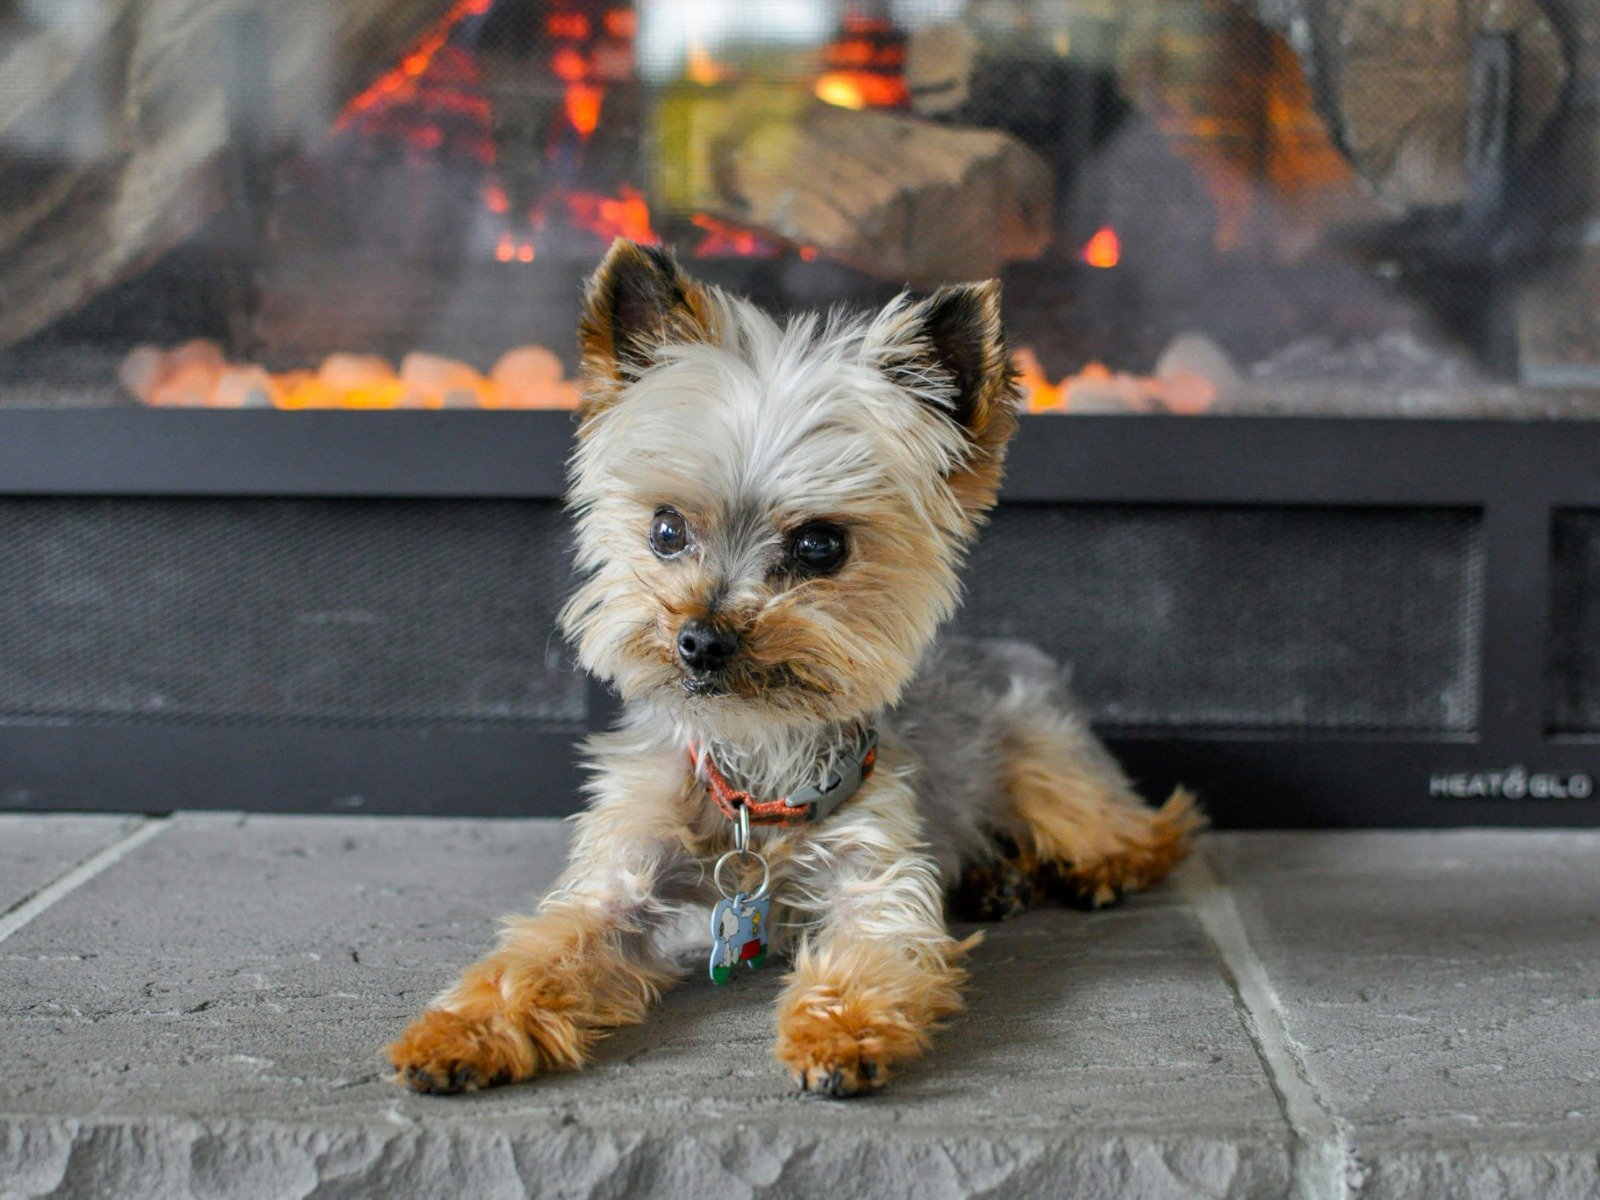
[
  {"x1": 0, "y1": 816, "x2": 171, "y2": 945},
  {"x1": 1179, "y1": 848, "x2": 1357, "y2": 1200}
]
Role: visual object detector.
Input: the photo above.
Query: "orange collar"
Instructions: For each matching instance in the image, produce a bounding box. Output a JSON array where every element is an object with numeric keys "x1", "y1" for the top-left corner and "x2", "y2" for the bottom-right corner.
[{"x1": 689, "y1": 727, "x2": 878, "y2": 827}]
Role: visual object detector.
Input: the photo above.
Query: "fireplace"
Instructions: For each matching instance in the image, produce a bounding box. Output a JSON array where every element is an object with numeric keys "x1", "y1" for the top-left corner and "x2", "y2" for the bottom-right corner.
[{"x1": 2, "y1": 0, "x2": 1600, "y2": 825}]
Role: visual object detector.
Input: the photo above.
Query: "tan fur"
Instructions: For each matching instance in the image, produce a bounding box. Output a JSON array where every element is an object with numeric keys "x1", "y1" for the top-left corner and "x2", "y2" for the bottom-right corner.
[
  {"x1": 1003, "y1": 723, "x2": 1205, "y2": 908},
  {"x1": 575, "y1": 240, "x2": 717, "y2": 432},
  {"x1": 389, "y1": 738, "x2": 702, "y2": 1093},
  {"x1": 775, "y1": 934, "x2": 972, "y2": 1097},
  {"x1": 387, "y1": 905, "x2": 670, "y2": 1092}
]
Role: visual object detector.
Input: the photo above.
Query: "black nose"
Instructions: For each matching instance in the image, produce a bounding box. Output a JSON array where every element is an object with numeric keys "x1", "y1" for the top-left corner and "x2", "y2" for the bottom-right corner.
[{"x1": 677, "y1": 619, "x2": 738, "y2": 673}]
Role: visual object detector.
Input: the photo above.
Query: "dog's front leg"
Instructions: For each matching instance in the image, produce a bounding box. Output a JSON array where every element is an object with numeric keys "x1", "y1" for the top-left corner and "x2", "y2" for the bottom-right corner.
[
  {"x1": 773, "y1": 780, "x2": 972, "y2": 1097},
  {"x1": 389, "y1": 768, "x2": 697, "y2": 1094}
]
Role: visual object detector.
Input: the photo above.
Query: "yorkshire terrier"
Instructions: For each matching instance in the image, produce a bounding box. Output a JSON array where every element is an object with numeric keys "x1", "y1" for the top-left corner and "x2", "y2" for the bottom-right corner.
[{"x1": 388, "y1": 239, "x2": 1200, "y2": 1098}]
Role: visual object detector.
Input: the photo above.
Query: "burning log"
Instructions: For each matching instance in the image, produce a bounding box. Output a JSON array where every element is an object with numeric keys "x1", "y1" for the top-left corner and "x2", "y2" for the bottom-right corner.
[
  {"x1": 699, "y1": 99, "x2": 1053, "y2": 285},
  {"x1": 0, "y1": 0, "x2": 465, "y2": 349}
]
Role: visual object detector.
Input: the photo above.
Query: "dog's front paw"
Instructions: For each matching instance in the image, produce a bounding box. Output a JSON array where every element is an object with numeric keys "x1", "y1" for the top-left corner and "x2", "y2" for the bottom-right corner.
[
  {"x1": 777, "y1": 1015, "x2": 887, "y2": 1098},
  {"x1": 387, "y1": 1008, "x2": 535, "y2": 1095},
  {"x1": 776, "y1": 983, "x2": 927, "y2": 1099}
]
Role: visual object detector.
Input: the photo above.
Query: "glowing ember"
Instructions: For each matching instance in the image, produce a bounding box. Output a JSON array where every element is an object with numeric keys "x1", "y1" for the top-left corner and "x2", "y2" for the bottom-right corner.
[
  {"x1": 815, "y1": 15, "x2": 909, "y2": 110},
  {"x1": 686, "y1": 41, "x2": 730, "y2": 87},
  {"x1": 565, "y1": 83, "x2": 604, "y2": 138},
  {"x1": 690, "y1": 214, "x2": 778, "y2": 258},
  {"x1": 545, "y1": 12, "x2": 590, "y2": 39},
  {"x1": 123, "y1": 343, "x2": 581, "y2": 410},
  {"x1": 1011, "y1": 348, "x2": 1216, "y2": 415},
  {"x1": 335, "y1": 0, "x2": 494, "y2": 158},
  {"x1": 564, "y1": 185, "x2": 658, "y2": 244},
  {"x1": 814, "y1": 70, "x2": 908, "y2": 110},
  {"x1": 1082, "y1": 226, "x2": 1121, "y2": 269}
]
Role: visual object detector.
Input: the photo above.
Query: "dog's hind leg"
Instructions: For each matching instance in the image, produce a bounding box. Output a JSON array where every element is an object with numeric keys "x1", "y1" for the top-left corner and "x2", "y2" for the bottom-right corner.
[{"x1": 999, "y1": 711, "x2": 1203, "y2": 909}]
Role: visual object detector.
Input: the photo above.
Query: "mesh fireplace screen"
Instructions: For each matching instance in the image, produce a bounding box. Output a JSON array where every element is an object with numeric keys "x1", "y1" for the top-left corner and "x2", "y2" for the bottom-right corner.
[
  {"x1": 0, "y1": 498, "x2": 582, "y2": 727},
  {"x1": 957, "y1": 504, "x2": 1485, "y2": 731},
  {"x1": 1548, "y1": 511, "x2": 1600, "y2": 734}
]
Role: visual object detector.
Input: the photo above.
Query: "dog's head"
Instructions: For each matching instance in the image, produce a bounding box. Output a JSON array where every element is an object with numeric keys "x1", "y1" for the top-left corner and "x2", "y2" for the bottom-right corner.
[{"x1": 561, "y1": 239, "x2": 1019, "y2": 739}]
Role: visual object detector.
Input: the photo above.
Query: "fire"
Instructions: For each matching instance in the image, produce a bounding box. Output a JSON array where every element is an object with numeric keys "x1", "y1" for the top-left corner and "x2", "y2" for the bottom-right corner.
[
  {"x1": 814, "y1": 15, "x2": 909, "y2": 110},
  {"x1": 335, "y1": 0, "x2": 494, "y2": 148},
  {"x1": 545, "y1": 12, "x2": 589, "y2": 39},
  {"x1": 565, "y1": 83, "x2": 603, "y2": 138},
  {"x1": 564, "y1": 186, "x2": 658, "y2": 244},
  {"x1": 687, "y1": 41, "x2": 730, "y2": 86},
  {"x1": 1012, "y1": 349, "x2": 1216, "y2": 415},
  {"x1": 123, "y1": 342, "x2": 581, "y2": 410},
  {"x1": 341, "y1": 0, "x2": 847, "y2": 268},
  {"x1": 814, "y1": 71, "x2": 908, "y2": 110},
  {"x1": 1082, "y1": 227, "x2": 1121, "y2": 269},
  {"x1": 550, "y1": 45, "x2": 588, "y2": 83},
  {"x1": 690, "y1": 214, "x2": 778, "y2": 258}
]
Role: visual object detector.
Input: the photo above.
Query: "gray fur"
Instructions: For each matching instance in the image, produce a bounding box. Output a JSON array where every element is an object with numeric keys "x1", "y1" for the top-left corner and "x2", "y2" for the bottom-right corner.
[{"x1": 884, "y1": 637, "x2": 1137, "y2": 881}]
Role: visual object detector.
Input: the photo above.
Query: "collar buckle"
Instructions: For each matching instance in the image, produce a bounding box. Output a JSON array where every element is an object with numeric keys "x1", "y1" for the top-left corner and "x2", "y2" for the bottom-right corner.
[{"x1": 691, "y1": 725, "x2": 878, "y2": 826}]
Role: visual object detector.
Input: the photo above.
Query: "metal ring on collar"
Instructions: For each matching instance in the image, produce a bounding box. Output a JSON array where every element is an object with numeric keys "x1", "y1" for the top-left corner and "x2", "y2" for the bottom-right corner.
[
  {"x1": 713, "y1": 848, "x2": 770, "y2": 903},
  {"x1": 735, "y1": 802, "x2": 751, "y2": 853}
]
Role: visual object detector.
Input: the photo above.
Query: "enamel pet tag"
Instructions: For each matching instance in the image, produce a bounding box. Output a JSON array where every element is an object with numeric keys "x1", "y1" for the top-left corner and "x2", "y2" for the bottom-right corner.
[
  {"x1": 708, "y1": 801, "x2": 773, "y2": 984},
  {"x1": 709, "y1": 891, "x2": 770, "y2": 984}
]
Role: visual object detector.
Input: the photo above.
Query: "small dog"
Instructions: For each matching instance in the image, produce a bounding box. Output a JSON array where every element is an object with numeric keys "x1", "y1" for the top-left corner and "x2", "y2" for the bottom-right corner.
[{"x1": 388, "y1": 239, "x2": 1200, "y2": 1098}]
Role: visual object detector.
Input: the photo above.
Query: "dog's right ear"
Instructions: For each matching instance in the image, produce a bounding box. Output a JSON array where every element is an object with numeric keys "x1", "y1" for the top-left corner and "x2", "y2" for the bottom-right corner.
[{"x1": 577, "y1": 239, "x2": 713, "y2": 427}]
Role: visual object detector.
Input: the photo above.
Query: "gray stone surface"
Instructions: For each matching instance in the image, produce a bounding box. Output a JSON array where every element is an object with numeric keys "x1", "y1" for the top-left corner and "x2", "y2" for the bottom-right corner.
[
  {"x1": 1, "y1": 820, "x2": 1598, "y2": 1198},
  {"x1": 1210, "y1": 832, "x2": 1600, "y2": 1200},
  {"x1": 0, "y1": 814, "x2": 1288, "y2": 1199},
  {"x1": 0, "y1": 815, "x2": 144, "y2": 913}
]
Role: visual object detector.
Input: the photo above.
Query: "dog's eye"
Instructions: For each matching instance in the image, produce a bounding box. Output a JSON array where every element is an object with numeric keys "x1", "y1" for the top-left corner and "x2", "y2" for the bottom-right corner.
[
  {"x1": 789, "y1": 521, "x2": 848, "y2": 575},
  {"x1": 649, "y1": 508, "x2": 691, "y2": 559}
]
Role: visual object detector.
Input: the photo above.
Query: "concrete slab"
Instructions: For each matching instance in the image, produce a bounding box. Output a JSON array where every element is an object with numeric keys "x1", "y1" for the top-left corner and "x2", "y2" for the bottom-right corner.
[
  {"x1": 1209, "y1": 831, "x2": 1600, "y2": 1200},
  {"x1": 0, "y1": 815, "x2": 145, "y2": 914},
  {"x1": 0, "y1": 814, "x2": 1290, "y2": 1200}
]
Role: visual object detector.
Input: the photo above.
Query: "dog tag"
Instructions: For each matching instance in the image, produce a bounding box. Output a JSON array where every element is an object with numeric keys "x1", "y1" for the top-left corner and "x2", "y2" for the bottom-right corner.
[{"x1": 709, "y1": 891, "x2": 770, "y2": 984}]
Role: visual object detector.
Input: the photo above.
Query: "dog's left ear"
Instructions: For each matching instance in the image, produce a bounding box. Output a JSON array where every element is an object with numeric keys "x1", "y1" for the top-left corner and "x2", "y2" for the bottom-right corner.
[
  {"x1": 884, "y1": 280, "x2": 1019, "y2": 517},
  {"x1": 898, "y1": 281, "x2": 1012, "y2": 437},
  {"x1": 577, "y1": 238, "x2": 714, "y2": 428}
]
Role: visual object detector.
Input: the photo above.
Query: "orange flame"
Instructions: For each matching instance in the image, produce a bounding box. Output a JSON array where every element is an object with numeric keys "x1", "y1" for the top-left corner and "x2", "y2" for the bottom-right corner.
[
  {"x1": 687, "y1": 41, "x2": 729, "y2": 86},
  {"x1": 565, "y1": 186, "x2": 658, "y2": 244},
  {"x1": 1011, "y1": 349, "x2": 1217, "y2": 415},
  {"x1": 690, "y1": 214, "x2": 779, "y2": 257},
  {"x1": 546, "y1": 12, "x2": 590, "y2": 39},
  {"x1": 335, "y1": 0, "x2": 493, "y2": 132},
  {"x1": 565, "y1": 83, "x2": 603, "y2": 137},
  {"x1": 551, "y1": 45, "x2": 588, "y2": 83},
  {"x1": 1082, "y1": 226, "x2": 1121, "y2": 269}
]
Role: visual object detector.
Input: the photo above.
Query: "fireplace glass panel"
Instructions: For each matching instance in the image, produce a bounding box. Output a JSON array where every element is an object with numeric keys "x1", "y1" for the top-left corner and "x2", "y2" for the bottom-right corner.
[{"x1": 0, "y1": 0, "x2": 1597, "y2": 415}]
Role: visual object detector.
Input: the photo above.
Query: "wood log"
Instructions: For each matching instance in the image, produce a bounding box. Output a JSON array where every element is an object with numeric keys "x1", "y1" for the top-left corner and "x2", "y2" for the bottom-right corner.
[
  {"x1": 0, "y1": 0, "x2": 458, "y2": 348},
  {"x1": 1327, "y1": 0, "x2": 1568, "y2": 210},
  {"x1": 701, "y1": 99, "x2": 1053, "y2": 285}
]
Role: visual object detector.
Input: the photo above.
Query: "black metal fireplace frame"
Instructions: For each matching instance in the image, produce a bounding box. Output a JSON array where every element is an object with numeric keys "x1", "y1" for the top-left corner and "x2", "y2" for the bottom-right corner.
[{"x1": 0, "y1": 409, "x2": 1596, "y2": 828}]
